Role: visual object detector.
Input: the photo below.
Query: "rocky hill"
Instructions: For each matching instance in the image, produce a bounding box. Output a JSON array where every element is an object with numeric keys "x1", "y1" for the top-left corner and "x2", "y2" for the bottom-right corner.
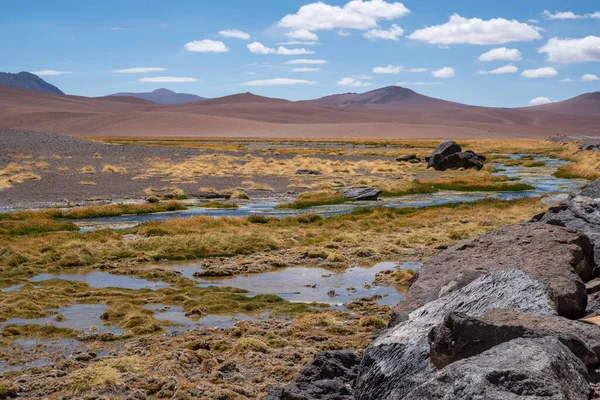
[{"x1": 0, "y1": 71, "x2": 64, "y2": 95}]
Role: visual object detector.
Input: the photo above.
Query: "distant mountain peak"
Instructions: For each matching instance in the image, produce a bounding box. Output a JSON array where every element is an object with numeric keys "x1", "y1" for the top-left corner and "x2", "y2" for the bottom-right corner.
[
  {"x1": 0, "y1": 71, "x2": 64, "y2": 95},
  {"x1": 107, "y1": 88, "x2": 205, "y2": 104}
]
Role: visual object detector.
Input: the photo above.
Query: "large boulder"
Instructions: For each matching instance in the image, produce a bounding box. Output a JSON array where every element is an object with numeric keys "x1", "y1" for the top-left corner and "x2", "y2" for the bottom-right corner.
[
  {"x1": 354, "y1": 269, "x2": 558, "y2": 400},
  {"x1": 433, "y1": 151, "x2": 484, "y2": 171},
  {"x1": 342, "y1": 187, "x2": 382, "y2": 201},
  {"x1": 429, "y1": 310, "x2": 600, "y2": 369},
  {"x1": 581, "y1": 179, "x2": 600, "y2": 198},
  {"x1": 405, "y1": 337, "x2": 591, "y2": 400},
  {"x1": 266, "y1": 351, "x2": 360, "y2": 400},
  {"x1": 425, "y1": 140, "x2": 462, "y2": 168},
  {"x1": 390, "y1": 222, "x2": 594, "y2": 326}
]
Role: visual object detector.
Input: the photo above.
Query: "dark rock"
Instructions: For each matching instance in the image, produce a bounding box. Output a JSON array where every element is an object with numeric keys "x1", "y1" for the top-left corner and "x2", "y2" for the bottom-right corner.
[
  {"x1": 588, "y1": 279, "x2": 600, "y2": 295},
  {"x1": 267, "y1": 351, "x2": 360, "y2": 400},
  {"x1": 196, "y1": 191, "x2": 231, "y2": 200},
  {"x1": 433, "y1": 151, "x2": 484, "y2": 171},
  {"x1": 390, "y1": 222, "x2": 593, "y2": 326},
  {"x1": 425, "y1": 140, "x2": 462, "y2": 168},
  {"x1": 539, "y1": 195, "x2": 600, "y2": 268},
  {"x1": 342, "y1": 187, "x2": 382, "y2": 201},
  {"x1": 428, "y1": 310, "x2": 600, "y2": 369},
  {"x1": 395, "y1": 155, "x2": 421, "y2": 163},
  {"x1": 405, "y1": 337, "x2": 591, "y2": 400},
  {"x1": 355, "y1": 269, "x2": 557, "y2": 400},
  {"x1": 581, "y1": 179, "x2": 600, "y2": 198},
  {"x1": 296, "y1": 169, "x2": 322, "y2": 175}
]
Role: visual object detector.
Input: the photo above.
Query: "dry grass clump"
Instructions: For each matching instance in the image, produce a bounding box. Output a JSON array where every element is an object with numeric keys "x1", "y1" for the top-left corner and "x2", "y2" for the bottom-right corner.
[
  {"x1": 102, "y1": 164, "x2": 127, "y2": 174},
  {"x1": 0, "y1": 162, "x2": 23, "y2": 176},
  {"x1": 0, "y1": 380, "x2": 17, "y2": 398},
  {"x1": 79, "y1": 165, "x2": 96, "y2": 174},
  {"x1": 232, "y1": 337, "x2": 269, "y2": 354},
  {"x1": 554, "y1": 145, "x2": 600, "y2": 180},
  {"x1": 201, "y1": 202, "x2": 239, "y2": 209},
  {"x1": 228, "y1": 190, "x2": 250, "y2": 200},
  {"x1": 79, "y1": 181, "x2": 97, "y2": 186},
  {"x1": 420, "y1": 176, "x2": 533, "y2": 192},
  {"x1": 248, "y1": 183, "x2": 274, "y2": 191},
  {"x1": 276, "y1": 189, "x2": 345, "y2": 209},
  {"x1": 144, "y1": 186, "x2": 187, "y2": 200},
  {"x1": 57, "y1": 166, "x2": 69, "y2": 173},
  {"x1": 359, "y1": 316, "x2": 387, "y2": 329}
]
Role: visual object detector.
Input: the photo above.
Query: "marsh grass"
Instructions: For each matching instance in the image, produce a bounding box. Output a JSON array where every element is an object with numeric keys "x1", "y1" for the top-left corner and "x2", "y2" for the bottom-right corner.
[
  {"x1": 201, "y1": 201, "x2": 239, "y2": 209},
  {"x1": 276, "y1": 190, "x2": 346, "y2": 209}
]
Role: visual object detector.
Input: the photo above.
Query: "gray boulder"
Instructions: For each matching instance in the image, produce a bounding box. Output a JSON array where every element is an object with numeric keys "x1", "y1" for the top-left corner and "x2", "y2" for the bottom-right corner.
[
  {"x1": 396, "y1": 154, "x2": 421, "y2": 163},
  {"x1": 342, "y1": 187, "x2": 382, "y2": 201},
  {"x1": 433, "y1": 151, "x2": 484, "y2": 171},
  {"x1": 405, "y1": 337, "x2": 591, "y2": 400},
  {"x1": 581, "y1": 179, "x2": 600, "y2": 198},
  {"x1": 390, "y1": 222, "x2": 594, "y2": 326},
  {"x1": 429, "y1": 310, "x2": 600, "y2": 369},
  {"x1": 425, "y1": 141, "x2": 462, "y2": 168},
  {"x1": 296, "y1": 169, "x2": 322, "y2": 175},
  {"x1": 266, "y1": 351, "x2": 359, "y2": 400},
  {"x1": 354, "y1": 269, "x2": 558, "y2": 400}
]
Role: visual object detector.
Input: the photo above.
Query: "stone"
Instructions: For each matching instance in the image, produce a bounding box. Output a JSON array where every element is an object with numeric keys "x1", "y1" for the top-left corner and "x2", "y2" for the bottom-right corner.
[
  {"x1": 428, "y1": 310, "x2": 600, "y2": 369},
  {"x1": 296, "y1": 169, "x2": 322, "y2": 175},
  {"x1": 395, "y1": 155, "x2": 421, "y2": 163},
  {"x1": 542, "y1": 193, "x2": 571, "y2": 207},
  {"x1": 196, "y1": 191, "x2": 231, "y2": 200},
  {"x1": 433, "y1": 151, "x2": 484, "y2": 171},
  {"x1": 342, "y1": 187, "x2": 382, "y2": 201},
  {"x1": 354, "y1": 269, "x2": 557, "y2": 400},
  {"x1": 425, "y1": 140, "x2": 462, "y2": 168},
  {"x1": 405, "y1": 337, "x2": 591, "y2": 400},
  {"x1": 390, "y1": 222, "x2": 593, "y2": 326},
  {"x1": 266, "y1": 351, "x2": 360, "y2": 400},
  {"x1": 581, "y1": 179, "x2": 600, "y2": 198}
]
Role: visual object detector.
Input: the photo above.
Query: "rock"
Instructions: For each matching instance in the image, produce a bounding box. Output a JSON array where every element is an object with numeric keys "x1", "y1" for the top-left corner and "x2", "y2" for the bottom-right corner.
[
  {"x1": 405, "y1": 337, "x2": 591, "y2": 400},
  {"x1": 196, "y1": 191, "x2": 231, "y2": 200},
  {"x1": 354, "y1": 269, "x2": 558, "y2": 400},
  {"x1": 390, "y1": 222, "x2": 593, "y2": 326},
  {"x1": 538, "y1": 195, "x2": 600, "y2": 268},
  {"x1": 266, "y1": 351, "x2": 360, "y2": 400},
  {"x1": 145, "y1": 195, "x2": 160, "y2": 204},
  {"x1": 432, "y1": 151, "x2": 484, "y2": 171},
  {"x1": 581, "y1": 179, "x2": 600, "y2": 198},
  {"x1": 542, "y1": 193, "x2": 571, "y2": 207},
  {"x1": 428, "y1": 310, "x2": 600, "y2": 369},
  {"x1": 588, "y1": 279, "x2": 600, "y2": 295},
  {"x1": 425, "y1": 140, "x2": 462, "y2": 168},
  {"x1": 342, "y1": 187, "x2": 382, "y2": 201},
  {"x1": 296, "y1": 169, "x2": 322, "y2": 175},
  {"x1": 395, "y1": 155, "x2": 421, "y2": 163}
]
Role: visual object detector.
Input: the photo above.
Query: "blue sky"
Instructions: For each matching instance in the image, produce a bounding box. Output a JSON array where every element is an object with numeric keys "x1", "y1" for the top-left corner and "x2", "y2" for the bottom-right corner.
[{"x1": 1, "y1": 0, "x2": 599, "y2": 107}]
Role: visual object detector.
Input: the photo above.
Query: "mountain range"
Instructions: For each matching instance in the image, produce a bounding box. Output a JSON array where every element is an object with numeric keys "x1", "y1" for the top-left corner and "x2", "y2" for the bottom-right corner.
[
  {"x1": 107, "y1": 88, "x2": 205, "y2": 104},
  {"x1": 0, "y1": 72, "x2": 64, "y2": 95}
]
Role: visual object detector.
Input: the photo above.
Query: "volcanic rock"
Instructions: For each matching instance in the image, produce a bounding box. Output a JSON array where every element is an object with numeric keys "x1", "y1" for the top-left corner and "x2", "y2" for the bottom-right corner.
[{"x1": 342, "y1": 187, "x2": 382, "y2": 201}]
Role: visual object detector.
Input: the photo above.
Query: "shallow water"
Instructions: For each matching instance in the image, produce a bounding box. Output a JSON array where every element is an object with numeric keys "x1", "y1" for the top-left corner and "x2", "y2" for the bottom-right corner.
[
  {"x1": 31, "y1": 270, "x2": 169, "y2": 290},
  {"x1": 145, "y1": 304, "x2": 271, "y2": 330}
]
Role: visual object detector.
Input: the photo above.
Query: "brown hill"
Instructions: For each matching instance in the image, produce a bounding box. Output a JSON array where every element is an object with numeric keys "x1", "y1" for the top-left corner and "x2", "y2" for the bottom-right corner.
[
  {"x1": 522, "y1": 92, "x2": 600, "y2": 117},
  {"x1": 107, "y1": 88, "x2": 205, "y2": 104}
]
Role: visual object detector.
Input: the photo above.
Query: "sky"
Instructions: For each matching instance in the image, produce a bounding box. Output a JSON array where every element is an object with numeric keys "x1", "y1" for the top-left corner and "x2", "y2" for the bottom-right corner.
[{"x1": 1, "y1": 0, "x2": 599, "y2": 107}]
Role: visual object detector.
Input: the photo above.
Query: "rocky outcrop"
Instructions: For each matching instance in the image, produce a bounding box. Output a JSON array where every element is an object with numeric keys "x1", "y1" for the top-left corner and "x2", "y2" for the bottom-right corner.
[
  {"x1": 266, "y1": 351, "x2": 360, "y2": 400},
  {"x1": 582, "y1": 179, "x2": 600, "y2": 198},
  {"x1": 342, "y1": 187, "x2": 382, "y2": 201},
  {"x1": 354, "y1": 269, "x2": 557, "y2": 400},
  {"x1": 395, "y1": 154, "x2": 421, "y2": 163},
  {"x1": 424, "y1": 141, "x2": 485, "y2": 171},
  {"x1": 405, "y1": 337, "x2": 591, "y2": 400},
  {"x1": 429, "y1": 310, "x2": 600, "y2": 368},
  {"x1": 390, "y1": 222, "x2": 594, "y2": 326}
]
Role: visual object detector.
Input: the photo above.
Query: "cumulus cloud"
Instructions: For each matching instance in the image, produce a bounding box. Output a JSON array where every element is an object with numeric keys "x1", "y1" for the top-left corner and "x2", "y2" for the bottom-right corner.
[
  {"x1": 538, "y1": 36, "x2": 600, "y2": 63},
  {"x1": 290, "y1": 67, "x2": 321, "y2": 72},
  {"x1": 185, "y1": 40, "x2": 229, "y2": 53},
  {"x1": 372, "y1": 64, "x2": 402, "y2": 74},
  {"x1": 31, "y1": 70, "x2": 71, "y2": 76},
  {"x1": 406, "y1": 68, "x2": 428, "y2": 72},
  {"x1": 219, "y1": 29, "x2": 251, "y2": 40},
  {"x1": 397, "y1": 81, "x2": 442, "y2": 86},
  {"x1": 286, "y1": 29, "x2": 319, "y2": 41},
  {"x1": 542, "y1": 10, "x2": 600, "y2": 20},
  {"x1": 521, "y1": 67, "x2": 558, "y2": 78},
  {"x1": 363, "y1": 24, "x2": 404, "y2": 40},
  {"x1": 247, "y1": 42, "x2": 275, "y2": 54},
  {"x1": 285, "y1": 59, "x2": 327, "y2": 65},
  {"x1": 409, "y1": 14, "x2": 542, "y2": 45},
  {"x1": 529, "y1": 96, "x2": 554, "y2": 105},
  {"x1": 279, "y1": 0, "x2": 410, "y2": 31},
  {"x1": 560, "y1": 78, "x2": 575, "y2": 82},
  {"x1": 478, "y1": 47, "x2": 522, "y2": 61},
  {"x1": 241, "y1": 78, "x2": 317, "y2": 86},
  {"x1": 582, "y1": 74, "x2": 599, "y2": 81},
  {"x1": 247, "y1": 42, "x2": 314, "y2": 55},
  {"x1": 338, "y1": 77, "x2": 372, "y2": 87},
  {"x1": 138, "y1": 77, "x2": 198, "y2": 83},
  {"x1": 113, "y1": 67, "x2": 166, "y2": 74},
  {"x1": 276, "y1": 46, "x2": 315, "y2": 55},
  {"x1": 432, "y1": 67, "x2": 454, "y2": 78},
  {"x1": 476, "y1": 64, "x2": 518, "y2": 75}
]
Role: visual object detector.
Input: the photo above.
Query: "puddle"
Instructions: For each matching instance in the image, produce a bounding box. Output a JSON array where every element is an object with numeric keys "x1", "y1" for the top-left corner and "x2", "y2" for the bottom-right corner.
[
  {"x1": 31, "y1": 270, "x2": 169, "y2": 290},
  {"x1": 144, "y1": 261, "x2": 420, "y2": 308},
  {"x1": 145, "y1": 304, "x2": 271, "y2": 330},
  {"x1": 1, "y1": 284, "x2": 24, "y2": 292},
  {"x1": 0, "y1": 304, "x2": 123, "y2": 334}
]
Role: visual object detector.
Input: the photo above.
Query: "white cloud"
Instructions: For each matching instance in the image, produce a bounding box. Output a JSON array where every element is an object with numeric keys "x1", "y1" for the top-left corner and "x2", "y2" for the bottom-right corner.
[
  {"x1": 582, "y1": 74, "x2": 599, "y2": 81},
  {"x1": 276, "y1": 46, "x2": 315, "y2": 55},
  {"x1": 290, "y1": 67, "x2": 321, "y2": 72},
  {"x1": 363, "y1": 24, "x2": 404, "y2": 40},
  {"x1": 185, "y1": 40, "x2": 229, "y2": 53},
  {"x1": 406, "y1": 68, "x2": 428, "y2": 72},
  {"x1": 277, "y1": 41, "x2": 319, "y2": 46},
  {"x1": 113, "y1": 67, "x2": 166, "y2": 74},
  {"x1": 247, "y1": 42, "x2": 275, "y2": 54},
  {"x1": 409, "y1": 14, "x2": 542, "y2": 45},
  {"x1": 338, "y1": 77, "x2": 372, "y2": 87},
  {"x1": 138, "y1": 77, "x2": 198, "y2": 83},
  {"x1": 560, "y1": 78, "x2": 575, "y2": 82},
  {"x1": 397, "y1": 81, "x2": 442, "y2": 86},
  {"x1": 286, "y1": 29, "x2": 319, "y2": 41},
  {"x1": 529, "y1": 96, "x2": 554, "y2": 105},
  {"x1": 432, "y1": 67, "x2": 454, "y2": 78},
  {"x1": 285, "y1": 59, "x2": 327, "y2": 65},
  {"x1": 219, "y1": 29, "x2": 251, "y2": 40},
  {"x1": 542, "y1": 10, "x2": 600, "y2": 20},
  {"x1": 279, "y1": 0, "x2": 410, "y2": 31},
  {"x1": 521, "y1": 67, "x2": 558, "y2": 78},
  {"x1": 31, "y1": 70, "x2": 71, "y2": 76},
  {"x1": 476, "y1": 64, "x2": 518, "y2": 75},
  {"x1": 372, "y1": 64, "x2": 402, "y2": 74},
  {"x1": 247, "y1": 42, "x2": 314, "y2": 55},
  {"x1": 241, "y1": 78, "x2": 317, "y2": 86},
  {"x1": 538, "y1": 36, "x2": 600, "y2": 63},
  {"x1": 478, "y1": 47, "x2": 522, "y2": 61},
  {"x1": 338, "y1": 30, "x2": 351, "y2": 36}
]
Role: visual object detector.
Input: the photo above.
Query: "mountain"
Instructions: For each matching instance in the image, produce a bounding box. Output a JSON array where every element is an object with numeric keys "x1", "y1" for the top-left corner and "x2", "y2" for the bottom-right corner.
[
  {"x1": 0, "y1": 71, "x2": 64, "y2": 95},
  {"x1": 524, "y1": 92, "x2": 600, "y2": 117},
  {"x1": 107, "y1": 88, "x2": 205, "y2": 104}
]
